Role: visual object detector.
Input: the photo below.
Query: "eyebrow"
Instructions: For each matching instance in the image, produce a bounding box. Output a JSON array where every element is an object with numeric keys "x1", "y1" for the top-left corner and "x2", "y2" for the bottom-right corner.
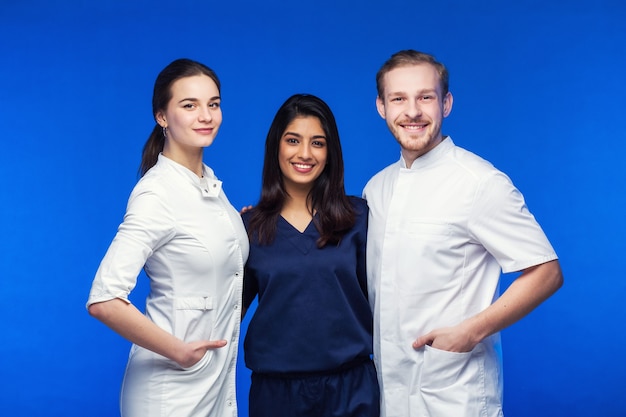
[
  {"x1": 283, "y1": 131, "x2": 327, "y2": 140},
  {"x1": 178, "y1": 96, "x2": 221, "y2": 103},
  {"x1": 387, "y1": 88, "x2": 437, "y2": 96}
]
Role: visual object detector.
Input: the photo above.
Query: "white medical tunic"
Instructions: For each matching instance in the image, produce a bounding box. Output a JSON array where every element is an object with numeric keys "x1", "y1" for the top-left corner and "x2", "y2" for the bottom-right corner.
[
  {"x1": 363, "y1": 137, "x2": 557, "y2": 417},
  {"x1": 87, "y1": 154, "x2": 249, "y2": 417}
]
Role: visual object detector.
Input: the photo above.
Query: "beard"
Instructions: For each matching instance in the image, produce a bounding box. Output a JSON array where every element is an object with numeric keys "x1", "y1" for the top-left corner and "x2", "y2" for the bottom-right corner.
[{"x1": 388, "y1": 119, "x2": 443, "y2": 157}]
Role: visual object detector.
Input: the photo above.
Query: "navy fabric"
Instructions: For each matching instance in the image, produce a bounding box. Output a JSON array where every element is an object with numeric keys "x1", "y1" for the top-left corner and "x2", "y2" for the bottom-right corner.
[
  {"x1": 242, "y1": 197, "x2": 373, "y2": 374},
  {"x1": 249, "y1": 359, "x2": 380, "y2": 417}
]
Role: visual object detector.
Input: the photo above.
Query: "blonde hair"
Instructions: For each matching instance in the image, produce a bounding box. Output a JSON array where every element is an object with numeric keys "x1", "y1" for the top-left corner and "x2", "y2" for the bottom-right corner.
[{"x1": 376, "y1": 49, "x2": 449, "y2": 98}]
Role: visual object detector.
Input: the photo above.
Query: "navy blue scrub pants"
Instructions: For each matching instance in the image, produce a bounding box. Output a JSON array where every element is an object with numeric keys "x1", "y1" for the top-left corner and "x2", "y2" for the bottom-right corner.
[{"x1": 249, "y1": 358, "x2": 380, "y2": 417}]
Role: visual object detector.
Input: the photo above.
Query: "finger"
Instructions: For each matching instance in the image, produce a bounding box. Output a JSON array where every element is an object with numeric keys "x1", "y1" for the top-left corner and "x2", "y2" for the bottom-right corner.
[
  {"x1": 206, "y1": 339, "x2": 228, "y2": 349},
  {"x1": 239, "y1": 205, "x2": 253, "y2": 214},
  {"x1": 412, "y1": 334, "x2": 431, "y2": 350},
  {"x1": 412, "y1": 338, "x2": 423, "y2": 349}
]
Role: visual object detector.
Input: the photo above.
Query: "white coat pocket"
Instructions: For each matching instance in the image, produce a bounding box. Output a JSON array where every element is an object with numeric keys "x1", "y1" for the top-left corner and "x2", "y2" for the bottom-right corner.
[
  {"x1": 180, "y1": 349, "x2": 213, "y2": 373},
  {"x1": 420, "y1": 344, "x2": 486, "y2": 416},
  {"x1": 173, "y1": 295, "x2": 215, "y2": 341}
]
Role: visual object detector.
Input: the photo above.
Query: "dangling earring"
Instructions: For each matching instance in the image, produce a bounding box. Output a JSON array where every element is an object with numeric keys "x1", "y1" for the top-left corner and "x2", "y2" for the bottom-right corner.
[{"x1": 162, "y1": 126, "x2": 168, "y2": 138}]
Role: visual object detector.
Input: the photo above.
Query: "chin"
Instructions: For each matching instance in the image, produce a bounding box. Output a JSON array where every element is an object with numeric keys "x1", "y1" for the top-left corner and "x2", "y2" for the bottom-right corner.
[{"x1": 399, "y1": 138, "x2": 429, "y2": 150}]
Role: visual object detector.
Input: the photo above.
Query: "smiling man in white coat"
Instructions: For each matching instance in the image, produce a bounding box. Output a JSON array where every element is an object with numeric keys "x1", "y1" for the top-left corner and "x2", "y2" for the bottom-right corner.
[{"x1": 362, "y1": 49, "x2": 564, "y2": 417}]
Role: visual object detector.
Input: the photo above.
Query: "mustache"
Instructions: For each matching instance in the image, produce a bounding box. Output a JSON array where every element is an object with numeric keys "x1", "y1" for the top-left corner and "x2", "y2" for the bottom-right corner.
[{"x1": 400, "y1": 119, "x2": 428, "y2": 124}]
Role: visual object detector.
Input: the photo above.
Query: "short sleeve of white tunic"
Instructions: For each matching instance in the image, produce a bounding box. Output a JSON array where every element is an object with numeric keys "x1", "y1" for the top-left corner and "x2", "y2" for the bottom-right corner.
[
  {"x1": 466, "y1": 162, "x2": 558, "y2": 274},
  {"x1": 86, "y1": 176, "x2": 176, "y2": 306},
  {"x1": 87, "y1": 154, "x2": 249, "y2": 339}
]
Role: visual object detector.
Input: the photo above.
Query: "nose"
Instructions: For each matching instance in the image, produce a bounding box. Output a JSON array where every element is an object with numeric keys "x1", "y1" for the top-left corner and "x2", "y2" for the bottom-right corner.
[
  {"x1": 198, "y1": 106, "x2": 213, "y2": 122},
  {"x1": 405, "y1": 100, "x2": 422, "y2": 119},
  {"x1": 297, "y1": 143, "x2": 312, "y2": 159}
]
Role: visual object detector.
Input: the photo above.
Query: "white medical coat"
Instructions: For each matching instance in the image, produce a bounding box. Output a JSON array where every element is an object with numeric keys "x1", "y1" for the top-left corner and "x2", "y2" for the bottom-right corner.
[
  {"x1": 87, "y1": 154, "x2": 249, "y2": 417},
  {"x1": 363, "y1": 138, "x2": 557, "y2": 417}
]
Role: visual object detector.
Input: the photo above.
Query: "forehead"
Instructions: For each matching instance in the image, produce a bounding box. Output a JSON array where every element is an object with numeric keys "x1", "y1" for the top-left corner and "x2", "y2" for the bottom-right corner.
[
  {"x1": 284, "y1": 115, "x2": 324, "y2": 134},
  {"x1": 169, "y1": 74, "x2": 219, "y2": 99},
  {"x1": 382, "y1": 64, "x2": 442, "y2": 95}
]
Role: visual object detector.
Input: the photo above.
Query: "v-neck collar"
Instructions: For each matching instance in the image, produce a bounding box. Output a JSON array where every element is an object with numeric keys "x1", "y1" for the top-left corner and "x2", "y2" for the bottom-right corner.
[{"x1": 277, "y1": 215, "x2": 317, "y2": 255}]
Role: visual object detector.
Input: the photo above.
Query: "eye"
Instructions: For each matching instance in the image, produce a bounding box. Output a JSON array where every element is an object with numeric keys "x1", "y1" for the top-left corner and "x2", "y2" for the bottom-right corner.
[
  {"x1": 183, "y1": 103, "x2": 196, "y2": 109},
  {"x1": 390, "y1": 97, "x2": 404, "y2": 102},
  {"x1": 312, "y1": 139, "x2": 326, "y2": 148},
  {"x1": 209, "y1": 101, "x2": 220, "y2": 109},
  {"x1": 421, "y1": 95, "x2": 434, "y2": 101},
  {"x1": 285, "y1": 137, "x2": 299, "y2": 144}
]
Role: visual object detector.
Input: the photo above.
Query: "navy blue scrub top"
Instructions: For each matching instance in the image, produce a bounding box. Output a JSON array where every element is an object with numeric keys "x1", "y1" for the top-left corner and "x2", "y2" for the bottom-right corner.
[{"x1": 242, "y1": 197, "x2": 373, "y2": 374}]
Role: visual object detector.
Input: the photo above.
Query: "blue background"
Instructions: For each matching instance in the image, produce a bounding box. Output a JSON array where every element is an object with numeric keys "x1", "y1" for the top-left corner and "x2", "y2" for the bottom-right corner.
[{"x1": 1, "y1": 1, "x2": 624, "y2": 416}]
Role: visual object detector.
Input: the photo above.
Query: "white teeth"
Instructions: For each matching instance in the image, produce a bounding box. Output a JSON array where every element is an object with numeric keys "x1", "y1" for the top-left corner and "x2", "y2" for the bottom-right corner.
[{"x1": 293, "y1": 163, "x2": 313, "y2": 169}]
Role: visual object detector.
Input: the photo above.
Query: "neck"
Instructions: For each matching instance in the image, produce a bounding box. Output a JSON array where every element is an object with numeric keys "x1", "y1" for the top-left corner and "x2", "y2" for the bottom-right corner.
[
  {"x1": 281, "y1": 191, "x2": 314, "y2": 233},
  {"x1": 402, "y1": 135, "x2": 445, "y2": 168},
  {"x1": 163, "y1": 145, "x2": 204, "y2": 177},
  {"x1": 282, "y1": 182, "x2": 314, "y2": 212},
  {"x1": 283, "y1": 192, "x2": 310, "y2": 212}
]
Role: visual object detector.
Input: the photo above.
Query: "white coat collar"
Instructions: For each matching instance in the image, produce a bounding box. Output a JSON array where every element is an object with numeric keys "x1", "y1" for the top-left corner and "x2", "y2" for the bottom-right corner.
[
  {"x1": 157, "y1": 153, "x2": 222, "y2": 198},
  {"x1": 400, "y1": 136, "x2": 454, "y2": 170}
]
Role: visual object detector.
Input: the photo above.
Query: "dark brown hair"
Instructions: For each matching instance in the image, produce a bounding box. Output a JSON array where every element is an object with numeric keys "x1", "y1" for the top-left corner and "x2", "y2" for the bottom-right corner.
[{"x1": 247, "y1": 94, "x2": 355, "y2": 248}]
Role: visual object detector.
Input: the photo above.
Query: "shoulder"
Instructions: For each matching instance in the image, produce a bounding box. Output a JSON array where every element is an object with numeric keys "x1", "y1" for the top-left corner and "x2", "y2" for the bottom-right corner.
[
  {"x1": 125, "y1": 163, "x2": 178, "y2": 217},
  {"x1": 241, "y1": 207, "x2": 265, "y2": 231},
  {"x1": 446, "y1": 144, "x2": 500, "y2": 178},
  {"x1": 445, "y1": 145, "x2": 525, "y2": 209},
  {"x1": 348, "y1": 196, "x2": 368, "y2": 215},
  {"x1": 444, "y1": 146, "x2": 522, "y2": 203},
  {"x1": 362, "y1": 161, "x2": 400, "y2": 201},
  {"x1": 366, "y1": 161, "x2": 400, "y2": 185},
  {"x1": 364, "y1": 161, "x2": 400, "y2": 188},
  {"x1": 241, "y1": 209, "x2": 253, "y2": 227},
  {"x1": 129, "y1": 171, "x2": 169, "y2": 202},
  {"x1": 347, "y1": 196, "x2": 368, "y2": 230}
]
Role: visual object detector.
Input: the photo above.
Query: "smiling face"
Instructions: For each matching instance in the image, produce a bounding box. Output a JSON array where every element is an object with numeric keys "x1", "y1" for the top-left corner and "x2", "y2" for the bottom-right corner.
[
  {"x1": 376, "y1": 63, "x2": 453, "y2": 167},
  {"x1": 278, "y1": 116, "x2": 328, "y2": 193},
  {"x1": 156, "y1": 74, "x2": 222, "y2": 156}
]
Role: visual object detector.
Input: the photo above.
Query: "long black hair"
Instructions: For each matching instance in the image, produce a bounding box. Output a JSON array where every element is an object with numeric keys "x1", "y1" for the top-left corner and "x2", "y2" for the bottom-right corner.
[
  {"x1": 247, "y1": 94, "x2": 355, "y2": 248},
  {"x1": 139, "y1": 59, "x2": 220, "y2": 176}
]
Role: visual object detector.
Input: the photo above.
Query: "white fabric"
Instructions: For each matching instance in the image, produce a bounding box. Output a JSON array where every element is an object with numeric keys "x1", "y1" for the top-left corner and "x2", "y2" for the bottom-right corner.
[
  {"x1": 363, "y1": 137, "x2": 557, "y2": 417},
  {"x1": 87, "y1": 154, "x2": 249, "y2": 417}
]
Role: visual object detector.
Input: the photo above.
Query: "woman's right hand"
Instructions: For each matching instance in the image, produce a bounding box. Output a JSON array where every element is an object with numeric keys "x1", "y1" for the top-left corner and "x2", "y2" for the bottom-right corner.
[
  {"x1": 89, "y1": 299, "x2": 229, "y2": 369},
  {"x1": 176, "y1": 339, "x2": 227, "y2": 368}
]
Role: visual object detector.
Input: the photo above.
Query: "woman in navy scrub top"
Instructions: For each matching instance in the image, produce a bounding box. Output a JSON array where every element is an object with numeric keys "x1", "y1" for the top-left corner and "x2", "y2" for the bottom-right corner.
[{"x1": 242, "y1": 94, "x2": 379, "y2": 417}]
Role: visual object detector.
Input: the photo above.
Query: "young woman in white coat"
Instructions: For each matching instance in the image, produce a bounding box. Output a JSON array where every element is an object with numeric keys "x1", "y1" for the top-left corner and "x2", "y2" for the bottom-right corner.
[{"x1": 87, "y1": 59, "x2": 249, "y2": 417}]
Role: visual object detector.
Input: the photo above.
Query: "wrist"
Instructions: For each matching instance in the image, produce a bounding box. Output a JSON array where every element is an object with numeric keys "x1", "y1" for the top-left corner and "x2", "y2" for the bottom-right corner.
[{"x1": 461, "y1": 316, "x2": 489, "y2": 347}]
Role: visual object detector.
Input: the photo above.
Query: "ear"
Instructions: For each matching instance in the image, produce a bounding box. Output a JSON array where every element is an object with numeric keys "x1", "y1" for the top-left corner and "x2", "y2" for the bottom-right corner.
[
  {"x1": 155, "y1": 111, "x2": 167, "y2": 127},
  {"x1": 376, "y1": 96, "x2": 386, "y2": 119},
  {"x1": 443, "y1": 92, "x2": 453, "y2": 118}
]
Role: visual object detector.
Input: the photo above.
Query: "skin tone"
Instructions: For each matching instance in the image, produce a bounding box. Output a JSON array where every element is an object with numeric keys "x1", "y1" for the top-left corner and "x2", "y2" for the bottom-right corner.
[
  {"x1": 87, "y1": 74, "x2": 227, "y2": 368},
  {"x1": 157, "y1": 74, "x2": 223, "y2": 177},
  {"x1": 377, "y1": 63, "x2": 564, "y2": 353},
  {"x1": 376, "y1": 64, "x2": 452, "y2": 169},
  {"x1": 278, "y1": 116, "x2": 328, "y2": 232}
]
